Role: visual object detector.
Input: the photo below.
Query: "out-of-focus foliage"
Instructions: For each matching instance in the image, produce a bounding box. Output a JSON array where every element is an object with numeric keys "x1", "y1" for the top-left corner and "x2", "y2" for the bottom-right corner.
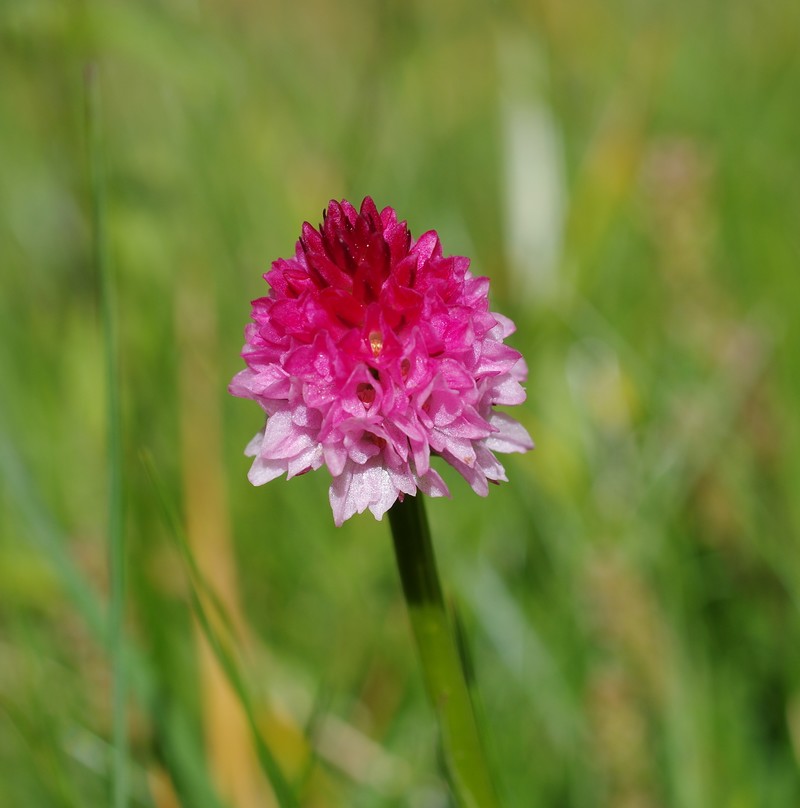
[{"x1": 2, "y1": 0, "x2": 800, "y2": 805}]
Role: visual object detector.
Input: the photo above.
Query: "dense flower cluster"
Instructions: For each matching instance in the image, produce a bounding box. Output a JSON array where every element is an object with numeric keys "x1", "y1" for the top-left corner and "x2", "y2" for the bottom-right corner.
[{"x1": 230, "y1": 197, "x2": 533, "y2": 525}]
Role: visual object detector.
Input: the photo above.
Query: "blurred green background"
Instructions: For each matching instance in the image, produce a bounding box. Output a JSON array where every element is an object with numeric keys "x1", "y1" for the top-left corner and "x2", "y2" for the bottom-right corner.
[{"x1": 2, "y1": 0, "x2": 800, "y2": 805}]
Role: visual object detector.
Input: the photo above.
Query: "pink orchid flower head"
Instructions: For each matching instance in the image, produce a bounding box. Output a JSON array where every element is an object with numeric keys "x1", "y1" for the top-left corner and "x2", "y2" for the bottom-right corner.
[{"x1": 230, "y1": 197, "x2": 533, "y2": 525}]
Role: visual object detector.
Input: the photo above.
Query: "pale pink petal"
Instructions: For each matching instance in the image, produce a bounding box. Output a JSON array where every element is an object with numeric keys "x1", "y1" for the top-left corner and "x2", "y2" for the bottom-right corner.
[
  {"x1": 488, "y1": 312, "x2": 516, "y2": 339},
  {"x1": 329, "y1": 468, "x2": 356, "y2": 526},
  {"x1": 486, "y1": 373, "x2": 527, "y2": 406},
  {"x1": 444, "y1": 453, "x2": 490, "y2": 497},
  {"x1": 368, "y1": 471, "x2": 402, "y2": 520},
  {"x1": 248, "y1": 455, "x2": 289, "y2": 486},
  {"x1": 323, "y1": 445, "x2": 347, "y2": 477},
  {"x1": 475, "y1": 444, "x2": 508, "y2": 483},
  {"x1": 485, "y1": 412, "x2": 534, "y2": 454},
  {"x1": 417, "y1": 468, "x2": 450, "y2": 498},
  {"x1": 244, "y1": 429, "x2": 265, "y2": 457},
  {"x1": 329, "y1": 459, "x2": 400, "y2": 526},
  {"x1": 287, "y1": 444, "x2": 324, "y2": 479}
]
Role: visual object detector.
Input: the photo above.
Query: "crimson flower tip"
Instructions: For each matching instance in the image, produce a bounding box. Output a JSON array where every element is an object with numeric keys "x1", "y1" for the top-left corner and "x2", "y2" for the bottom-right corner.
[{"x1": 230, "y1": 197, "x2": 533, "y2": 525}]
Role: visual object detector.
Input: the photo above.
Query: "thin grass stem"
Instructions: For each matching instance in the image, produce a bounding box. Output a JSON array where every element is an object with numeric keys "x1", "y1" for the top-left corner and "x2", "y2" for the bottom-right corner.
[
  {"x1": 86, "y1": 63, "x2": 128, "y2": 808},
  {"x1": 142, "y1": 452, "x2": 299, "y2": 808}
]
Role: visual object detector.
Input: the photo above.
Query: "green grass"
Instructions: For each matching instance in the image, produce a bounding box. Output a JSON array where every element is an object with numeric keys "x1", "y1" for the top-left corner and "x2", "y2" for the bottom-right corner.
[
  {"x1": 2, "y1": 1, "x2": 800, "y2": 806},
  {"x1": 85, "y1": 61, "x2": 128, "y2": 808}
]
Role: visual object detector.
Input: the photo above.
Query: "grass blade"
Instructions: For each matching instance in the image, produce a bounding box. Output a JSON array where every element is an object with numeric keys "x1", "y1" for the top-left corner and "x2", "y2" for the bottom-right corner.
[
  {"x1": 85, "y1": 62, "x2": 128, "y2": 808},
  {"x1": 142, "y1": 452, "x2": 300, "y2": 808}
]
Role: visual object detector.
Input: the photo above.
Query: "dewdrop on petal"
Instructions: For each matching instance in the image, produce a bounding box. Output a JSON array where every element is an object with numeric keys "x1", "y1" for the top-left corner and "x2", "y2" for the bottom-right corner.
[{"x1": 229, "y1": 197, "x2": 533, "y2": 525}]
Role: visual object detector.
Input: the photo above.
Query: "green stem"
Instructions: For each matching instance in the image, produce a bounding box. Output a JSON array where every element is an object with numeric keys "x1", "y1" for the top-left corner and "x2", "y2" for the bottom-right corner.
[
  {"x1": 86, "y1": 64, "x2": 128, "y2": 808},
  {"x1": 388, "y1": 495, "x2": 500, "y2": 808}
]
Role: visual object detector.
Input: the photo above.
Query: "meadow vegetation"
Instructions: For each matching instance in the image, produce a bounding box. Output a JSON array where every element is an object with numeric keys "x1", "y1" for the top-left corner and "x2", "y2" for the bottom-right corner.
[{"x1": 2, "y1": 1, "x2": 800, "y2": 805}]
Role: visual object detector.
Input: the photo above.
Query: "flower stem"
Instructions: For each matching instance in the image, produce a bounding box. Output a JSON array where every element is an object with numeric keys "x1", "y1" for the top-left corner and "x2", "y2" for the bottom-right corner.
[{"x1": 388, "y1": 495, "x2": 500, "y2": 808}]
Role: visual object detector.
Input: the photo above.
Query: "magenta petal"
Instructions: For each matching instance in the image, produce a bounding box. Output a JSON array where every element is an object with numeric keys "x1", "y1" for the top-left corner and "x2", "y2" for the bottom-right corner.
[{"x1": 411, "y1": 230, "x2": 440, "y2": 264}]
